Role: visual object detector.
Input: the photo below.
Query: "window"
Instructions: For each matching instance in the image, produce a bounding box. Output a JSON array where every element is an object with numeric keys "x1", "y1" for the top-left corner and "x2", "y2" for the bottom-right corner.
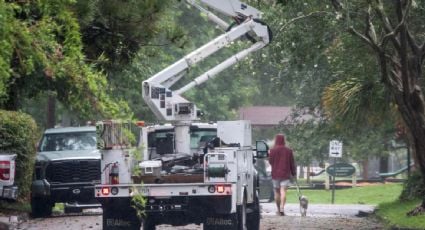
[
  {"x1": 190, "y1": 129, "x2": 216, "y2": 149},
  {"x1": 39, "y1": 132, "x2": 97, "y2": 151},
  {"x1": 146, "y1": 128, "x2": 216, "y2": 150}
]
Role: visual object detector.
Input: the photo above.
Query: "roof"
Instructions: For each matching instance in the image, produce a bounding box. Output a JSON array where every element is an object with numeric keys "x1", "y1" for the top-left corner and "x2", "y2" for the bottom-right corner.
[
  {"x1": 238, "y1": 106, "x2": 293, "y2": 126},
  {"x1": 44, "y1": 126, "x2": 96, "y2": 134}
]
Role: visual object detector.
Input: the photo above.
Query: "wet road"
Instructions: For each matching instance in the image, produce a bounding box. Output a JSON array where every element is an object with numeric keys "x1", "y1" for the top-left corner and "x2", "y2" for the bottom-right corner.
[{"x1": 4, "y1": 202, "x2": 383, "y2": 230}]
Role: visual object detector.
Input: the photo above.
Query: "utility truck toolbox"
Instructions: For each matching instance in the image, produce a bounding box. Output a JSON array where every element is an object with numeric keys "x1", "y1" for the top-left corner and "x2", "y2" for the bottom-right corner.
[{"x1": 139, "y1": 160, "x2": 162, "y2": 176}]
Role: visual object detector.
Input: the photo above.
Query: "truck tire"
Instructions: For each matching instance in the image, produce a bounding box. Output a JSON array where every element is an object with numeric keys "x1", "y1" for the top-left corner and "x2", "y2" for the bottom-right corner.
[
  {"x1": 31, "y1": 197, "x2": 52, "y2": 218},
  {"x1": 236, "y1": 194, "x2": 247, "y2": 230},
  {"x1": 142, "y1": 217, "x2": 156, "y2": 230},
  {"x1": 247, "y1": 192, "x2": 260, "y2": 230}
]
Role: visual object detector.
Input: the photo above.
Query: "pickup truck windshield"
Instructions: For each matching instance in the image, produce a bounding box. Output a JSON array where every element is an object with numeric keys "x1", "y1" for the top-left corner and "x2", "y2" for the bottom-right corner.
[{"x1": 39, "y1": 132, "x2": 97, "y2": 151}]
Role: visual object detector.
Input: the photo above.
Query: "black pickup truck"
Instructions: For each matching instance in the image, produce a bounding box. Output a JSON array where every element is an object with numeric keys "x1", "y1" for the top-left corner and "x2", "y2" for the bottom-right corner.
[{"x1": 31, "y1": 126, "x2": 101, "y2": 217}]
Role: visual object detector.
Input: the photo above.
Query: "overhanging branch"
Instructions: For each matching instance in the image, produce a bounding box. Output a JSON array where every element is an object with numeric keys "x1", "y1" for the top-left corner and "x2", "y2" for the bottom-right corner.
[
  {"x1": 275, "y1": 11, "x2": 333, "y2": 37},
  {"x1": 348, "y1": 27, "x2": 381, "y2": 53}
]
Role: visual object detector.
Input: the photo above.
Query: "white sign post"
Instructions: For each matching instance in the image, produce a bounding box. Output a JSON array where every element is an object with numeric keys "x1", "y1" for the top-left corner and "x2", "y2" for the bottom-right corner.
[
  {"x1": 329, "y1": 140, "x2": 343, "y2": 204},
  {"x1": 329, "y1": 140, "x2": 343, "y2": 158}
]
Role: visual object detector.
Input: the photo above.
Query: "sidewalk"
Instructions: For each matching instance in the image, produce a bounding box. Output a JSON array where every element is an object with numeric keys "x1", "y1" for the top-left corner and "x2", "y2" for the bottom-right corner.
[
  {"x1": 260, "y1": 202, "x2": 376, "y2": 217},
  {"x1": 0, "y1": 215, "x2": 18, "y2": 230}
]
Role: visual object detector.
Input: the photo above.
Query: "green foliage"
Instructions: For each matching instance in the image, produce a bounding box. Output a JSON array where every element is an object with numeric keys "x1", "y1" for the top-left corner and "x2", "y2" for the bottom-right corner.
[
  {"x1": 0, "y1": 200, "x2": 31, "y2": 213},
  {"x1": 77, "y1": 0, "x2": 170, "y2": 68},
  {"x1": 128, "y1": 2, "x2": 271, "y2": 122},
  {"x1": 399, "y1": 171, "x2": 425, "y2": 201},
  {"x1": 280, "y1": 119, "x2": 329, "y2": 166},
  {"x1": 255, "y1": 1, "x2": 405, "y2": 167},
  {"x1": 0, "y1": 110, "x2": 39, "y2": 201},
  {"x1": 131, "y1": 188, "x2": 146, "y2": 219},
  {"x1": 0, "y1": 0, "x2": 131, "y2": 120}
]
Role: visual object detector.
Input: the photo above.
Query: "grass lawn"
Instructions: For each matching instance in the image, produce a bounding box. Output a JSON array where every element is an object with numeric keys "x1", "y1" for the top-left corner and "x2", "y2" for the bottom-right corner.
[
  {"x1": 376, "y1": 199, "x2": 425, "y2": 229},
  {"x1": 282, "y1": 183, "x2": 425, "y2": 229},
  {"x1": 285, "y1": 183, "x2": 403, "y2": 204}
]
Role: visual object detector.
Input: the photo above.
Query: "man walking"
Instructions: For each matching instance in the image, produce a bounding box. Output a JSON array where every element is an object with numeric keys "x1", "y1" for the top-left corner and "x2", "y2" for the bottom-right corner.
[{"x1": 269, "y1": 134, "x2": 296, "y2": 216}]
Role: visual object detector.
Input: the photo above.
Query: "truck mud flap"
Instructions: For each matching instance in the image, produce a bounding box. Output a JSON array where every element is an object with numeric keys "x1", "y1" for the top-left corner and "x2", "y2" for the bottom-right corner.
[
  {"x1": 203, "y1": 213, "x2": 237, "y2": 230},
  {"x1": 100, "y1": 198, "x2": 141, "y2": 230}
]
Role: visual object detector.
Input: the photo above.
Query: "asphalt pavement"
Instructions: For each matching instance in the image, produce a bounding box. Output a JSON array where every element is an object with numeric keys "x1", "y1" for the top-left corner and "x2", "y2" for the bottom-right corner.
[
  {"x1": 260, "y1": 201, "x2": 375, "y2": 217},
  {"x1": 0, "y1": 202, "x2": 376, "y2": 229}
]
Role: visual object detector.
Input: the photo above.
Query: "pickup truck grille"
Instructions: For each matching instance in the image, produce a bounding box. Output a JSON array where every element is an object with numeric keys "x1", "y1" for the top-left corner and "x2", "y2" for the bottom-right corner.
[{"x1": 46, "y1": 160, "x2": 100, "y2": 183}]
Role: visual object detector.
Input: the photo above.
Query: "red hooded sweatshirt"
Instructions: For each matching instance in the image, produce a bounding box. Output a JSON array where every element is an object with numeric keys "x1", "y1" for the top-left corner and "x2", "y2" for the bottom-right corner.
[{"x1": 269, "y1": 134, "x2": 296, "y2": 180}]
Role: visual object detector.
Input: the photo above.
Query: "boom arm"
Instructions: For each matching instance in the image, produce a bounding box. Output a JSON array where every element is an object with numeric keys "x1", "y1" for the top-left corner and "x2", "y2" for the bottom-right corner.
[{"x1": 142, "y1": 0, "x2": 271, "y2": 122}]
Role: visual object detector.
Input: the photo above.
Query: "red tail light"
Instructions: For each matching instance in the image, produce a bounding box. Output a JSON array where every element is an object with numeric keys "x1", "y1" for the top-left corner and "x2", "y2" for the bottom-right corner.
[
  {"x1": 0, "y1": 161, "x2": 11, "y2": 180},
  {"x1": 216, "y1": 185, "x2": 225, "y2": 193},
  {"x1": 102, "y1": 187, "x2": 110, "y2": 195}
]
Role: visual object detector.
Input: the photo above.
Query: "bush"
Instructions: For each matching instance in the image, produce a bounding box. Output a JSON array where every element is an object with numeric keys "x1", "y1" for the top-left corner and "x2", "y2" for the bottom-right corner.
[
  {"x1": 399, "y1": 170, "x2": 425, "y2": 201},
  {"x1": 0, "y1": 110, "x2": 39, "y2": 201}
]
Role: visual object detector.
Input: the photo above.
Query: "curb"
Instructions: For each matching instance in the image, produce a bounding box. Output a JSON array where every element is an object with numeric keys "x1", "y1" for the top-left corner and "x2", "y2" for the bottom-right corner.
[{"x1": 0, "y1": 214, "x2": 28, "y2": 230}]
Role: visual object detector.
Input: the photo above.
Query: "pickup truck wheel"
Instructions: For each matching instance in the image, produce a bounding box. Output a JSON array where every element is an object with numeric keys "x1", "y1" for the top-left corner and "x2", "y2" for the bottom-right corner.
[
  {"x1": 31, "y1": 198, "x2": 52, "y2": 218},
  {"x1": 246, "y1": 192, "x2": 260, "y2": 230}
]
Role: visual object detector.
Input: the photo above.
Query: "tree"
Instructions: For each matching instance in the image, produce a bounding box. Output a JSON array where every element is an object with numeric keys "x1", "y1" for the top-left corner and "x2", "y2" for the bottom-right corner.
[
  {"x1": 76, "y1": 0, "x2": 170, "y2": 69},
  {"x1": 331, "y1": 0, "x2": 425, "y2": 213},
  {"x1": 125, "y1": 2, "x2": 270, "y2": 122},
  {"x1": 0, "y1": 0, "x2": 130, "y2": 122}
]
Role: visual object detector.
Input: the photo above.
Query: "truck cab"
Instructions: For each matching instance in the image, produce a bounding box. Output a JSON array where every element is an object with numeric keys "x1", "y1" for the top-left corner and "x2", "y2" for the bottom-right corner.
[{"x1": 31, "y1": 126, "x2": 101, "y2": 217}]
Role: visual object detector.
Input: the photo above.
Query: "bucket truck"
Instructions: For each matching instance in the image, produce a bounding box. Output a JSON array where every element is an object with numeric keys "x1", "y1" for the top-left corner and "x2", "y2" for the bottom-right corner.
[{"x1": 95, "y1": 0, "x2": 272, "y2": 229}]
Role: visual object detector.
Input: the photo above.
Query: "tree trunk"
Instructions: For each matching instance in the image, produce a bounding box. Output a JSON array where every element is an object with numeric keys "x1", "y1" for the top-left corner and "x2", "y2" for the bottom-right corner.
[
  {"x1": 47, "y1": 93, "x2": 56, "y2": 128},
  {"x1": 361, "y1": 159, "x2": 369, "y2": 180},
  {"x1": 387, "y1": 51, "x2": 425, "y2": 214},
  {"x1": 299, "y1": 164, "x2": 304, "y2": 179},
  {"x1": 306, "y1": 164, "x2": 311, "y2": 183},
  {"x1": 4, "y1": 84, "x2": 19, "y2": 110},
  {"x1": 379, "y1": 156, "x2": 389, "y2": 174}
]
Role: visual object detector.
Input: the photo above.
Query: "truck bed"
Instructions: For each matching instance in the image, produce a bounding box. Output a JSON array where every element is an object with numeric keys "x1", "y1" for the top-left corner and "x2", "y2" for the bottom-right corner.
[{"x1": 132, "y1": 173, "x2": 204, "y2": 184}]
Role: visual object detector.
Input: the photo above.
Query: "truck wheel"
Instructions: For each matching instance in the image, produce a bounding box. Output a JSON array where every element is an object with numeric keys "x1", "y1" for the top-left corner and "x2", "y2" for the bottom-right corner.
[
  {"x1": 142, "y1": 217, "x2": 156, "y2": 230},
  {"x1": 31, "y1": 197, "x2": 52, "y2": 218},
  {"x1": 247, "y1": 192, "x2": 260, "y2": 230},
  {"x1": 237, "y1": 194, "x2": 247, "y2": 230}
]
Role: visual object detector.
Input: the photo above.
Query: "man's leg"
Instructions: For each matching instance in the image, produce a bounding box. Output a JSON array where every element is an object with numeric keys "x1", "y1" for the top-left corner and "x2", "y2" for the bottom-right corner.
[
  {"x1": 272, "y1": 179, "x2": 281, "y2": 214},
  {"x1": 280, "y1": 186, "x2": 288, "y2": 215},
  {"x1": 274, "y1": 187, "x2": 281, "y2": 213}
]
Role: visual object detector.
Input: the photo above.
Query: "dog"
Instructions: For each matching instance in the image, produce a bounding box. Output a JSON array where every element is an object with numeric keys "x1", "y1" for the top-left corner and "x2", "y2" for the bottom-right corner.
[{"x1": 299, "y1": 195, "x2": 309, "y2": 217}]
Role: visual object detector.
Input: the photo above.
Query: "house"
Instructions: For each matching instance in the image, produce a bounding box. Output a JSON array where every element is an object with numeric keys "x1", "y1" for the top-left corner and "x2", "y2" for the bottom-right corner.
[{"x1": 238, "y1": 106, "x2": 293, "y2": 128}]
